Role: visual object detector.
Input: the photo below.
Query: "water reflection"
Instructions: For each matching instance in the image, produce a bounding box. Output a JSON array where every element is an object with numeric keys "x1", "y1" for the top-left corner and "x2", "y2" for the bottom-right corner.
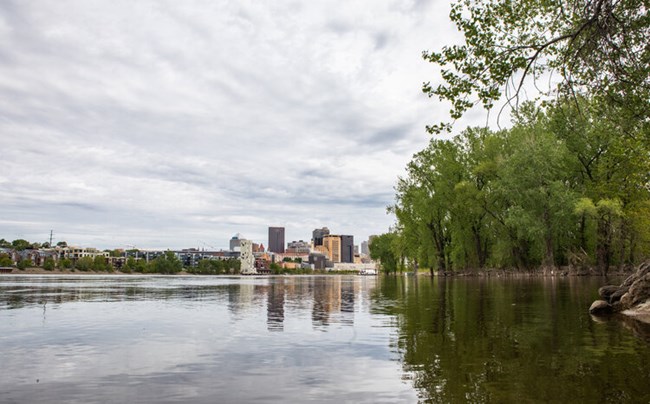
[
  {"x1": 375, "y1": 276, "x2": 650, "y2": 403},
  {"x1": 1, "y1": 275, "x2": 420, "y2": 404},
  {"x1": 0, "y1": 275, "x2": 367, "y2": 332},
  {"x1": 2, "y1": 275, "x2": 648, "y2": 403}
]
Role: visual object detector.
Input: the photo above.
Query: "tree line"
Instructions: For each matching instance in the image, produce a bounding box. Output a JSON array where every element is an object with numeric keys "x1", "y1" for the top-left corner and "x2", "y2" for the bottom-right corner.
[
  {"x1": 372, "y1": 0, "x2": 648, "y2": 275},
  {"x1": 0, "y1": 239, "x2": 241, "y2": 275},
  {"x1": 372, "y1": 98, "x2": 649, "y2": 274}
]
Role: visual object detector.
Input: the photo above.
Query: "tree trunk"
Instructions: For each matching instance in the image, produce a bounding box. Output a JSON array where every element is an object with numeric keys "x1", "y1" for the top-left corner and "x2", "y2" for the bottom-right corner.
[{"x1": 542, "y1": 206, "x2": 555, "y2": 270}]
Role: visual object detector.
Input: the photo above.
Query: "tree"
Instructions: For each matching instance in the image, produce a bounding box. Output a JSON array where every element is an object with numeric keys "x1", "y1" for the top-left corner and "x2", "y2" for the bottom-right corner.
[
  {"x1": 423, "y1": 0, "x2": 649, "y2": 133},
  {"x1": 75, "y1": 257, "x2": 94, "y2": 271},
  {"x1": 17, "y1": 258, "x2": 33, "y2": 270},
  {"x1": 93, "y1": 255, "x2": 108, "y2": 272},
  {"x1": 43, "y1": 258, "x2": 56, "y2": 271},
  {"x1": 0, "y1": 253, "x2": 13, "y2": 267},
  {"x1": 394, "y1": 139, "x2": 466, "y2": 272},
  {"x1": 56, "y1": 241, "x2": 68, "y2": 248},
  {"x1": 146, "y1": 251, "x2": 182, "y2": 274},
  {"x1": 0, "y1": 239, "x2": 11, "y2": 248},
  {"x1": 369, "y1": 232, "x2": 399, "y2": 273},
  {"x1": 12, "y1": 239, "x2": 31, "y2": 251}
]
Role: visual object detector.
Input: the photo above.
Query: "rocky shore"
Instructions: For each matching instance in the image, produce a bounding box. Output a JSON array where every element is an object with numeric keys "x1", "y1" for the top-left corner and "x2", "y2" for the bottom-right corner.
[{"x1": 590, "y1": 261, "x2": 650, "y2": 323}]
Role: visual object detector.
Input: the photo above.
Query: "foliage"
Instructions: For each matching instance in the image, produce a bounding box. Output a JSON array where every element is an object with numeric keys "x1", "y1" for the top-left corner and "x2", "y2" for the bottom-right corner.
[
  {"x1": 93, "y1": 255, "x2": 108, "y2": 272},
  {"x1": 43, "y1": 258, "x2": 56, "y2": 271},
  {"x1": 0, "y1": 239, "x2": 11, "y2": 248},
  {"x1": 0, "y1": 253, "x2": 12, "y2": 267},
  {"x1": 391, "y1": 97, "x2": 650, "y2": 271},
  {"x1": 16, "y1": 258, "x2": 33, "y2": 270},
  {"x1": 75, "y1": 256, "x2": 94, "y2": 271},
  {"x1": 369, "y1": 232, "x2": 400, "y2": 273},
  {"x1": 188, "y1": 258, "x2": 240, "y2": 275},
  {"x1": 59, "y1": 258, "x2": 73, "y2": 269},
  {"x1": 423, "y1": 0, "x2": 650, "y2": 133},
  {"x1": 122, "y1": 257, "x2": 148, "y2": 273},
  {"x1": 145, "y1": 251, "x2": 182, "y2": 274},
  {"x1": 11, "y1": 239, "x2": 31, "y2": 251}
]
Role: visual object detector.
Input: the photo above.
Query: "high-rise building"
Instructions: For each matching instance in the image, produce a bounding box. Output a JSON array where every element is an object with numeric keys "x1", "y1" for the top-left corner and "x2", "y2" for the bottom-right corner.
[
  {"x1": 230, "y1": 233, "x2": 242, "y2": 251},
  {"x1": 312, "y1": 227, "x2": 330, "y2": 247},
  {"x1": 323, "y1": 235, "x2": 341, "y2": 263},
  {"x1": 240, "y1": 239, "x2": 256, "y2": 275},
  {"x1": 268, "y1": 227, "x2": 285, "y2": 253},
  {"x1": 361, "y1": 240, "x2": 369, "y2": 255},
  {"x1": 341, "y1": 235, "x2": 354, "y2": 263}
]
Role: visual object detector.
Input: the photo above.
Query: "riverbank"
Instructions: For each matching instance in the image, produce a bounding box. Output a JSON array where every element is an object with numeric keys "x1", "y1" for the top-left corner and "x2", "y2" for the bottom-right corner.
[{"x1": 2, "y1": 268, "x2": 156, "y2": 275}]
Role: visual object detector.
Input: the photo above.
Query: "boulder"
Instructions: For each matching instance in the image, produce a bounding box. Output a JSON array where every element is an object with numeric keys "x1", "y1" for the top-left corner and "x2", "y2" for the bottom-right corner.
[
  {"x1": 620, "y1": 273, "x2": 650, "y2": 310},
  {"x1": 610, "y1": 286, "x2": 629, "y2": 303},
  {"x1": 593, "y1": 261, "x2": 650, "y2": 322},
  {"x1": 589, "y1": 300, "x2": 614, "y2": 315},
  {"x1": 598, "y1": 285, "x2": 621, "y2": 302}
]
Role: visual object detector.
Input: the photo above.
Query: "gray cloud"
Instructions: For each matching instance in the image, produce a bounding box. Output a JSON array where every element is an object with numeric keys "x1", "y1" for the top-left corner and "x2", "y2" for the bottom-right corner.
[{"x1": 0, "y1": 0, "x2": 468, "y2": 249}]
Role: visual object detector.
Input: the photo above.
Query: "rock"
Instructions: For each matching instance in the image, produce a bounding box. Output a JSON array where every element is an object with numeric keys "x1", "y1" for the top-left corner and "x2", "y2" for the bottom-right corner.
[
  {"x1": 593, "y1": 260, "x2": 650, "y2": 319},
  {"x1": 620, "y1": 273, "x2": 650, "y2": 310},
  {"x1": 610, "y1": 286, "x2": 629, "y2": 303},
  {"x1": 589, "y1": 300, "x2": 614, "y2": 315},
  {"x1": 598, "y1": 285, "x2": 621, "y2": 301}
]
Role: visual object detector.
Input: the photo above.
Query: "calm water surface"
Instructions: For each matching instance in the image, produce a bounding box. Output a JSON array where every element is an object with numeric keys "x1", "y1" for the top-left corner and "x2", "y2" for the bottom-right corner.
[{"x1": 1, "y1": 275, "x2": 649, "y2": 403}]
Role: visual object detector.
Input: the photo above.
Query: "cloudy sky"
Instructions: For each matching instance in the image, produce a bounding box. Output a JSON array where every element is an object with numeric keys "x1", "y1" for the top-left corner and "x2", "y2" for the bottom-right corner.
[{"x1": 0, "y1": 0, "x2": 478, "y2": 250}]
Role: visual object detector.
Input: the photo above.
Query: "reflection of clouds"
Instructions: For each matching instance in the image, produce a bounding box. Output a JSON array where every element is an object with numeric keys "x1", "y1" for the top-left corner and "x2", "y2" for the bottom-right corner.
[{"x1": 0, "y1": 275, "x2": 412, "y2": 402}]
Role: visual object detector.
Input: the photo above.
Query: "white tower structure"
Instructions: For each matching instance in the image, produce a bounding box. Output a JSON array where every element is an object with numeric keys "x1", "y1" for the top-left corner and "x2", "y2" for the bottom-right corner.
[{"x1": 240, "y1": 239, "x2": 256, "y2": 275}]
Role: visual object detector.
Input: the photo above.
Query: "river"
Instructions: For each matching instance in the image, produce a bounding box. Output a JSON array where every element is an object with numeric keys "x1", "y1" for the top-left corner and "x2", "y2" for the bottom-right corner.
[{"x1": 1, "y1": 274, "x2": 648, "y2": 403}]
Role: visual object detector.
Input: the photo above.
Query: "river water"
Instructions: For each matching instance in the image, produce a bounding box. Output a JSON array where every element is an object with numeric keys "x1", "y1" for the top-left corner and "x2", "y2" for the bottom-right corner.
[{"x1": 1, "y1": 275, "x2": 649, "y2": 403}]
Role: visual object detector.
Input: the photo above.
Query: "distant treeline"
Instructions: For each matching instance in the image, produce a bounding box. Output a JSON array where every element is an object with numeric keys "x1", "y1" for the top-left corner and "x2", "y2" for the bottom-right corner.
[
  {"x1": 371, "y1": 98, "x2": 650, "y2": 275},
  {"x1": 0, "y1": 240, "x2": 241, "y2": 275}
]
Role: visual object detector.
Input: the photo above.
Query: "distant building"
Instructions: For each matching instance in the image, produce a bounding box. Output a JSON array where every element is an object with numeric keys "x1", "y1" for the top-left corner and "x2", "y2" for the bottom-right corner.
[
  {"x1": 361, "y1": 240, "x2": 369, "y2": 255},
  {"x1": 268, "y1": 227, "x2": 285, "y2": 253},
  {"x1": 323, "y1": 235, "x2": 341, "y2": 263},
  {"x1": 286, "y1": 240, "x2": 310, "y2": 254},
  {"x1": 308, "y1": 252, "x2": 327, "y2": 270},
  {"x1": 240, "y1": 240, "x2": 256, "y2": 275},
  {"x1": 341, "y1": 235, "x2": 354, "y2": 263},
  {"x1": 312, "y1": 227, "x2": 330, "y2": 247},
  {"x1": 230, "y1": 233, "x2": 243, "y2": 251}
]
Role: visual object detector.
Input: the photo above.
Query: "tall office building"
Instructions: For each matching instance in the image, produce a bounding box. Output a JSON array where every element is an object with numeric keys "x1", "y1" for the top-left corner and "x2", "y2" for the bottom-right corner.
[
  {"x1": 312, "y1": 227, "x2": 330, "y2": 247},
  {"x1": 268, "y1": 226, "x2": 285, "y2": 253},
  {"x1": 229, "y1": 233, "x2": 242, "y2": 251},
  {"x1": 361, "y1": 240, "x2": 369, "y2": 255},
  {"x1": 323, "y1": 235, "x2": 341, "y2": 263},
  {"x1": 341, "y1": 235, "x2": 354, "y2": 263}
]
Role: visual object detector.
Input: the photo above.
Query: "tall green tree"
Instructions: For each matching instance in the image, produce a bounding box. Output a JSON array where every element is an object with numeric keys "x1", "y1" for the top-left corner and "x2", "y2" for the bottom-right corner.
[
  {"x1": 11, "y1": 239, "x2": 31, "y2": 251},
  {"x1": 369, "y1": 232, "x2": 399, "y2": 274},
  {"x1": 422, "y1": 0, "x2": 649, "y2": 133}
]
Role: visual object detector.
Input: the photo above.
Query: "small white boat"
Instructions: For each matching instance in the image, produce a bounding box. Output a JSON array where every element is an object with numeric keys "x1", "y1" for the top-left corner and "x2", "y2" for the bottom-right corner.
[{"x1": 359, "y1": 269, "x2": 377, "y2": 276}]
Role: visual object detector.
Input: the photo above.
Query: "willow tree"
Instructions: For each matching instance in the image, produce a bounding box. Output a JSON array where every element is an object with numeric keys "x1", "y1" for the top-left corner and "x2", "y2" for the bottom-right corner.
[
  {"x1": 394, "y1": 139, "x2": 465, "y2": 272},
  {"x1": 423, "y1": 0, "x2": 650, "y2": 133}
]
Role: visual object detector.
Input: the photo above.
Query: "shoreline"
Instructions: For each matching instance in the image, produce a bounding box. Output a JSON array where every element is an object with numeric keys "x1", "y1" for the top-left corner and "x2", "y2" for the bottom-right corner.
[{"x1": 0, "y1": 266, "x2": 634, "y2": 277}]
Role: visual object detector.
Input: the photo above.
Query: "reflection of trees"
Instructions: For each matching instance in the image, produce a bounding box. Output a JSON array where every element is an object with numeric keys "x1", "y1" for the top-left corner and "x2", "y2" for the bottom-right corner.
[
  {"x1": 375, "y1": 276, "x2": 650, "y2": 403},
  {"x1": 0, "y1": 279, "x2": 237, "y2": 310}
]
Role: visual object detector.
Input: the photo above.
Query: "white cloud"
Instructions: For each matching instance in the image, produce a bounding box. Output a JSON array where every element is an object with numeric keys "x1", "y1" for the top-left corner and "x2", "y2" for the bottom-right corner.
[{"x1": 0, "y1": 0, "x2": 476, "y2": 249}]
